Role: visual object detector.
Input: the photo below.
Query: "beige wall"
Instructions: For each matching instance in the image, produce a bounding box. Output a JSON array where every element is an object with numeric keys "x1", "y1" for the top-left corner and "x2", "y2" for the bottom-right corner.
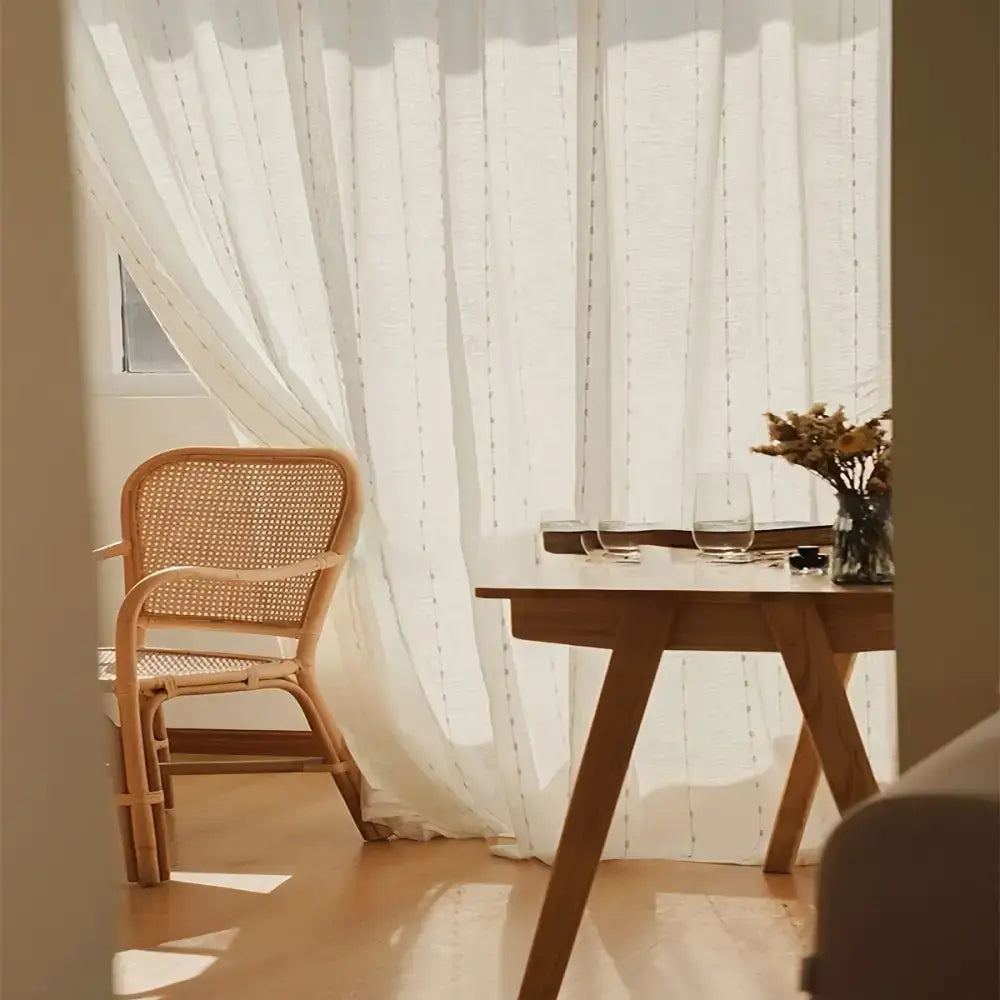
[
  {"x1": 892, "y1": 0, "x2": 1000, "y2": 768},
  {"x1": 0, "y1": 3, "x2": 112, "y2": 996},
  {"x1": 81, "y1": 206, "x2": 305, "y2": 730}
]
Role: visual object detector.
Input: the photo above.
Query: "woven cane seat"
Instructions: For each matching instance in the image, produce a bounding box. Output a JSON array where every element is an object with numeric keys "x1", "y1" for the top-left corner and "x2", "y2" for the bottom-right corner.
[{"x1": 98, "y1": 647, "x2": 296, "y2": 693}]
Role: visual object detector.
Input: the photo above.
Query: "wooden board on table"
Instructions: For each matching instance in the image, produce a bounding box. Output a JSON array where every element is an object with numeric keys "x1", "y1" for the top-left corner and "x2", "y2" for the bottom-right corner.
[{"x1": 542, "y1": 522, "x2": 833, "y2": 555}]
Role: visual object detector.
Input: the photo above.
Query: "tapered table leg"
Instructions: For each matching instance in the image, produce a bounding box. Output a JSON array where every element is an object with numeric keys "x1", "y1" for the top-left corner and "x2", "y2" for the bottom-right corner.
[
  {"x1": 762, "y1": 601, "x2": 878, "y2": 850},
  {"x1": 764, "y1": 652, "x2": 858, "y2": 874},
  {"x1": 517, "y1": 596, "x2": 676, "y2": 1000}
]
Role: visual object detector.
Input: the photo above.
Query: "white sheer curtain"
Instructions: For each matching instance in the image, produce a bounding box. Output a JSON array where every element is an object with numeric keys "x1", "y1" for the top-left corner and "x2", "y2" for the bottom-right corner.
[{"x1": 69, "y1": 0, "x2": 894, "y2": 862}]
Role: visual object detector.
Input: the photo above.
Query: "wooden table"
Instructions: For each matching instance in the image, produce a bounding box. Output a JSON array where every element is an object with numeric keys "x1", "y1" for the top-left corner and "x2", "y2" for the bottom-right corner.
[{"x1": 475, "y1": 547, "x2": 892, "y2": 1000}]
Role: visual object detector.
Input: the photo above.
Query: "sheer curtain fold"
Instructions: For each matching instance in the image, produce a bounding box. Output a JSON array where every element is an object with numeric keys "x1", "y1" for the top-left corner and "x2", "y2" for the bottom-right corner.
[{"x1": 69, "y1": 0, "x2": 894, "y2": 862}]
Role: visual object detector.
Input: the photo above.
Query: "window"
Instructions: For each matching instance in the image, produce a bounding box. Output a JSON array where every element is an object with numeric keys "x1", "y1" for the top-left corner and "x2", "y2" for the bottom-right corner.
[
  {"x1": 91, "y1": 245, "x2": 202, "y2": 396},
  {"x1": 119, "y1": 262, "x2": 186, "y2": 374}
]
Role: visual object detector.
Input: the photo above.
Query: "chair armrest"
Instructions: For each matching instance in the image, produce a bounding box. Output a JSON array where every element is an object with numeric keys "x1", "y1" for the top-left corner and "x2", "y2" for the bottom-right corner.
[
  {"x1": 94, "y1": 541, "x2": 129, "y2": 561},
  {"x1": 111, "y1": 552, "x2": 345, "y2": 690}
]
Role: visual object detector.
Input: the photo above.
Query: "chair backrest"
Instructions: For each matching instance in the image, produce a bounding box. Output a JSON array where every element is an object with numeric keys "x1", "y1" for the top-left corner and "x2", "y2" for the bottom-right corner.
[{"x1": 119, "y1": 447, "x2": 361, "y2": 638}]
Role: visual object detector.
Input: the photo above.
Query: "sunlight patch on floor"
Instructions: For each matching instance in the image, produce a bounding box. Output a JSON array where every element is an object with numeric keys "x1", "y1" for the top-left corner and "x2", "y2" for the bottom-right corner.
[
  {"x1": 393, "y1": 882, "x2": 514, "y2": 998},
  {"x1": 113, "y1": 949, "x2": 217, "y2": 995},
  {"x1": 169, "y1": 870, "x2": 291, "y2": 894}
]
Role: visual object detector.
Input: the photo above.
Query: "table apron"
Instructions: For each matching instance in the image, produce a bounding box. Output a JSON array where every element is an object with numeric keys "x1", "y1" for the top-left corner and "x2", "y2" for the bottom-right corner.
[{"x1": 507, "y1": 593, "x2": 893, "y2": 654}]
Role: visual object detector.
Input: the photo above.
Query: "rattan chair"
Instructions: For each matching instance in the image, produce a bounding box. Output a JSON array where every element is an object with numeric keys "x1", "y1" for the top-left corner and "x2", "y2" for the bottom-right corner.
[{"x1": 96, "y1": 447, "x2": 388, "y2": 887}]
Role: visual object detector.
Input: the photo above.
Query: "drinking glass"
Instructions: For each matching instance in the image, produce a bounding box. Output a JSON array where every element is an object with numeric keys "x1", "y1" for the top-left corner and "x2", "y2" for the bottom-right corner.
[
  {"x1": 579, "y1": 528, "x2": 606, "y2": 561},
  {"x1": 540, "y1": 509, "x2": 583, "y2": 532},
  {"x1": 692, "y1": 472, "x2": 755, "y2": 561},
  {"x1": 596, "y1": 521, "x2": 642, "y2": 564},
  {"x1": 539, "y1": 509, "x2": 586, "y2": 559}
]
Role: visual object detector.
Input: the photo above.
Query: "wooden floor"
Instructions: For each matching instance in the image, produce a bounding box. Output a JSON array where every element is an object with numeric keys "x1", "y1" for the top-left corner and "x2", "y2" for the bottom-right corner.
[{"x1": 116, "y1": 772, "x2": 817, "y2": 999}]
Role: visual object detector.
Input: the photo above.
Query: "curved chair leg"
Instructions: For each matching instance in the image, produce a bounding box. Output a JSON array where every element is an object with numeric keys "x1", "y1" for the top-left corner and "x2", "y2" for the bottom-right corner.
[
  {"x1": 283, "y1": 672, "x2": 390, "y2": 842},
  {"x1": 152, "y1": 706, "x2": 175, "y2": 810},
  {"x1": 139, "y1": 693, "x2": 172, "y2": 883},
  {"x1": 115, "y1": 687, "x2": 162, "y2": 886},
  {"x1": 105, "y1": 716, "x2": 138, "y2": 884}
]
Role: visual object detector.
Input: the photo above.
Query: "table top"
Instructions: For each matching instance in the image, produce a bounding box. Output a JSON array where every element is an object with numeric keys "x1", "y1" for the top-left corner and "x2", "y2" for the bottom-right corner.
[{"x1": 475, "y1": 547, "x2": 893, "y2": 600}]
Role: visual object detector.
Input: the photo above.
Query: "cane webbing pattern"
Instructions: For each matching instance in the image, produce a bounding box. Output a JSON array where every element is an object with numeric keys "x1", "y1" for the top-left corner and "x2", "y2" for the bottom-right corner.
[
  {"x1": 98, "y1": 648, "x2": 295, "y2": 691},
  {"x1": 127, "y1": 454, "x2": 348, "y2": 629}
]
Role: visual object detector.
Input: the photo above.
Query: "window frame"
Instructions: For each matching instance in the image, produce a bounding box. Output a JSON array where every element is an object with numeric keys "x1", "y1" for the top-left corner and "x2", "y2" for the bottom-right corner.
[{"x1": 90, "y1": 242, "x2": 204, "y2": 397}]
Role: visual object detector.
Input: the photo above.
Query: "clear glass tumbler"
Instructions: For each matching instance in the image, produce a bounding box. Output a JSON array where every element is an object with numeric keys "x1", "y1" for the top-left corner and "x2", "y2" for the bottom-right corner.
[
  {"x1": 691, "y1": 472, "x2": 755, "y2": 561},
  {"x1": 596, "y1": 521, "x2": 642, "y2": 564},
  {"x1": 538, "y1": 509, "x2": 586, "y2": 559}
]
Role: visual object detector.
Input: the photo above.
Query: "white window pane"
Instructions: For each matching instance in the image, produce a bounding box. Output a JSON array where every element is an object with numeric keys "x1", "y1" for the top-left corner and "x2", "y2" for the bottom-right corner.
[{"x1": 120, "y1": 263, "x2": 186, "y2": 374}]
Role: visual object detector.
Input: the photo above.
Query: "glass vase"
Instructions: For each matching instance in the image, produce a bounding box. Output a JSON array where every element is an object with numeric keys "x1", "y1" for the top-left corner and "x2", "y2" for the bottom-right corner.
[{"x1": 831, "y1": 492, "x2": 894, "y2": 586}]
